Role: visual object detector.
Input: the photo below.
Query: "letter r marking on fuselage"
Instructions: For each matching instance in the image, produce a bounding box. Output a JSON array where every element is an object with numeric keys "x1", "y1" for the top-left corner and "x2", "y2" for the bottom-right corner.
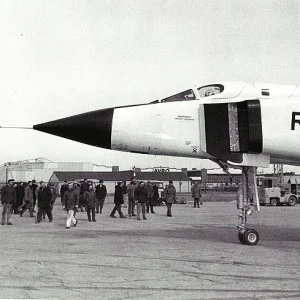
[{"x1": 291, "y1": 112, "x2": 300, "y2": 130}]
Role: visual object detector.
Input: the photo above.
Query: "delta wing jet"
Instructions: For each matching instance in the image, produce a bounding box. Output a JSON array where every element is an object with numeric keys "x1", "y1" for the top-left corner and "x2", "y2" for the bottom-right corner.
[{"x1": 33, "y1": 81, "x2": 300, "y2": 245}]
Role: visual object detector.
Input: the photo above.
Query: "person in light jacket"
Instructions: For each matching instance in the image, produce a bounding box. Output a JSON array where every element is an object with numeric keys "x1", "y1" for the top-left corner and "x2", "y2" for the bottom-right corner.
[{"x1": 62, "y1": 183, "x2": 79, "y2": 229}]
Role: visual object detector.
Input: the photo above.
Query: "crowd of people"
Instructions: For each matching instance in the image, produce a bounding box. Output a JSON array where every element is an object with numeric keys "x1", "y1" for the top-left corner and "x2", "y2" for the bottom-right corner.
[
  {"x1": 109, "y1": 178, "x2": 177, "y2": 220},
  {"x1": 0, "y1": 176, "x2": 200, "y2": 229},
  {"x1": 1, "y1": 179, "x2": 56, "y2": 225}
]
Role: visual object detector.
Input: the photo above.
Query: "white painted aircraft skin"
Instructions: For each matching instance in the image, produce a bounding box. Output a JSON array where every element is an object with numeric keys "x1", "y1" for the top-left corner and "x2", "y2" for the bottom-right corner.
[
  {"x1": 194, "y1": 81, "x2": 300, "y2": 100},
  {"x1": 111, "y1": 100, "x2": 213, "y2": 159},
  {"x1": 261, "y1": 98, "x2": 300, "y2": 160},
  {"x1": 111, "y1": 82, "x2": 300, "y2": 167}
]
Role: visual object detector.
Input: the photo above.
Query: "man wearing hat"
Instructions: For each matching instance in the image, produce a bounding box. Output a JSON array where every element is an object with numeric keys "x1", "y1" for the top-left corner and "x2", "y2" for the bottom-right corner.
[
  {"x1": 20, "y1": 181, "x2": 35, "y2": 217},
  {"x1": 110, "y1": 182, "x2": 126, "y2": 218},
  {"x1": 60, "y1": 181, "x2": 68, "y2": 204},
  {"x1": 164, "y1": 180, "x2": 176, "y2": 217},
  {"x1": 32, "y1": 179, "x2": 38, "y2": 212},
  {"x1": 1, "y1": 179, "x2": 16, "y2": 225},
  {"x1": 36, "y1": 181, "x2": 53, "y2": 223},
  {"x1": 95, "y1": 180, "x2": 107, "y2": 214},
  {"x1": 79, "y1": 178, "x2": 89, "y2": 212},
  {"x1": 145, "y1": 181, "x2": 155, "y2": 214}
]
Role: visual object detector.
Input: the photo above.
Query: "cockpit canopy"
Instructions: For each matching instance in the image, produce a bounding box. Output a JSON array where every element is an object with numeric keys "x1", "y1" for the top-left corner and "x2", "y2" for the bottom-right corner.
[
  {"x1": 197, "y1": 84, "x2": 224, "y2": 97},
  {"x1": 156, "y1": 82, "x2": 300, "y2": 103},
  {"x1": 160, "y1": 89, "x2": 196, "y2": 102}
]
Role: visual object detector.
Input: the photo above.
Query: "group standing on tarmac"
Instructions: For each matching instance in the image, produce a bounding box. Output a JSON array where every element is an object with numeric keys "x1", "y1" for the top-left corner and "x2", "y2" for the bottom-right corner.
[
  {"x1": 1, "y1": 179, "x2": 56, "y2": 225},
  {"x1": 1, "y1": 177, "x2": 203, "y2": 228}
]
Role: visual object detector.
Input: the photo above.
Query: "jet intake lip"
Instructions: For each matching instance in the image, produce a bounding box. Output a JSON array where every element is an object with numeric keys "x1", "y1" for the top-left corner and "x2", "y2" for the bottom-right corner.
[{"x1": 33, "y1": 108, "x2": 114, "y2": 149}]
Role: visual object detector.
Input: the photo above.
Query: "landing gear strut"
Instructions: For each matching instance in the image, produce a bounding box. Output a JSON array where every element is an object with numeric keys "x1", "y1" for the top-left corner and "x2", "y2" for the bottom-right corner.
[{"x1": 237, "y1": 166, "x2": 260, "y2": 245}]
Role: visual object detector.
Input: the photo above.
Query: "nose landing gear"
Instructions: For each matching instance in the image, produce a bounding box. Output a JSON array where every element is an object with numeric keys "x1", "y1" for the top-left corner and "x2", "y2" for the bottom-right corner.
[{"x1": 237, "y1": 167, "x2": 260, "y2": 246}]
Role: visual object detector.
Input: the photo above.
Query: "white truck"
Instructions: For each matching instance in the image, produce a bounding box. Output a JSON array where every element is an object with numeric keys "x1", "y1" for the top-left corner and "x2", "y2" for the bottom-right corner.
[{"x1": 258, "y1": 177, "x2": 298, "y2": 206}]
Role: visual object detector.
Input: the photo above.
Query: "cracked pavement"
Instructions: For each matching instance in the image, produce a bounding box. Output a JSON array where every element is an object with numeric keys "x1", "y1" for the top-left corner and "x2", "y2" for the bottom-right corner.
[{"x1": 1, "y1": 197, "x2": 300, "y2": 299}]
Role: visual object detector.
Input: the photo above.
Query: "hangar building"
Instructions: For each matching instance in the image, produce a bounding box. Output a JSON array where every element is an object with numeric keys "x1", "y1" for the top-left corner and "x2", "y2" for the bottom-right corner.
[{"x1": 49, "y1": 170, "x2": 191, "y2": 194}]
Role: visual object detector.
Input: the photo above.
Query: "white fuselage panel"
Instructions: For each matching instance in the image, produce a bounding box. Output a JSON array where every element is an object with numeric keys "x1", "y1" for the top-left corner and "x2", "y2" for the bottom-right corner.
[{"x1": 111, "y1": 102, "x2": 212, "y2": 158}]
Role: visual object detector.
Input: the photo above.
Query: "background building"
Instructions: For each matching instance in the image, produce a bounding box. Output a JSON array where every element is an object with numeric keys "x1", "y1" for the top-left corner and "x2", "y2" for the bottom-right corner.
[
  {"x1": 49, "y1": 170, "x2": 191, "y2": 194},
  {"x1": 0, "y1": 158, "x2": 116, "y2": 183},
  {"x1": 6, "y1": 158, "x2": 299, "y2": 196}
]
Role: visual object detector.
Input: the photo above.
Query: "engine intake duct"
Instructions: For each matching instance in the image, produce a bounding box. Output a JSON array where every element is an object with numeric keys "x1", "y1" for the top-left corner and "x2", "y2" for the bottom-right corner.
[{"x1": 204, "y1": 100, "x2": 262, "y2": 162}]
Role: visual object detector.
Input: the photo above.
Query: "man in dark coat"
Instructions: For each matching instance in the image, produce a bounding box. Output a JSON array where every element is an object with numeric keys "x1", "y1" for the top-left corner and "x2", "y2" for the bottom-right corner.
[
  {"x1": 20, "y1": 181, "x2": 34, "y2": 217},
  {"x1": 110, "y1": 182, "x2": 126, "y2": 218},
  {"x1": 60, "y1": 181, "x2": 68, "y2": 204},
  {"x1": 95, "y1": 180, "x2": 107, "y2": 214},
  {"x1": 84, "y1": 185, "x2": 97, "y2": 222},
  {"x1": 15, "y1": 182, "x2": 25, "y2": 214},
  {"x1": 164, "y1": 181, "x2": 176, "y2": 217},
  {"x1": 153, "y1": 184, "x2": 160, "y2": 206},
  {"x1": 36, "y1": 181, "x2": 53, "y2": 223},
  {"x1": 32, "y1": 179, "x2": 38, "y2": 212},
  {"x1": 191, "y1": 182, "x2": 202, "y2": 208},
  {"x1": 122, "y1": 181, "x2": 128, "y2": 208},
  {"x1": 48, "y1": 183, "x2": 56, "y2": 213},
  {"x1": 135, "y1": 181, "x2": 148, "y2": 220},
  {"x1": 145, "y1": 181, "x2": 155, "y2": 214},
  {"x1": 127, "y1": 178, "x2": 137, "y2": 217},
  {"x1": 1, "y1": 179, "x2": 16, "y2": 225},
  {"x1": 80, "y1": 178, "x2": 89, "y2": 212}
]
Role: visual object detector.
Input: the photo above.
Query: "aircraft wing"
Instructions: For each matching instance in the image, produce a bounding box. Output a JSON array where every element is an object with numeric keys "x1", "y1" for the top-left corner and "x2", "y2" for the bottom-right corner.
[{"x1": 269, "y1": 157, "x2": 300, "y2": 167}]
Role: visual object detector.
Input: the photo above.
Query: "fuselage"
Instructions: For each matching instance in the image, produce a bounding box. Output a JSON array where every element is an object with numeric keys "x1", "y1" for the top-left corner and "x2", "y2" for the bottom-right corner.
[
  {"x1": 111, "y1": 82, "x2": 300, "y2": 167},
  {"x1": 33, "y1": 81, "x2": 300, "y2": 168}
]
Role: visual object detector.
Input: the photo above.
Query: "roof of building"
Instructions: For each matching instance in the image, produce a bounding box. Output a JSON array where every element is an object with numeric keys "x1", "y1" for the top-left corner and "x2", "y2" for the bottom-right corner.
[
  {"x1": 50, "y1": 171, "x2": 134, "y2": 182},
  {"x1": 50, "y1": 171, "x2": 190, "y2": 182},
  {"x1": 136, "y1": 172, "x2": 190, "y2": 181}
]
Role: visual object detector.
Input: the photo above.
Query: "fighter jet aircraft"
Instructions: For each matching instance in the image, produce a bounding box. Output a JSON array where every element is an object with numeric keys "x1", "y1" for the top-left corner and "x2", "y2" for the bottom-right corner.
[{"x1": 33, "y1": 81, "x2": 300, "y2": 245}]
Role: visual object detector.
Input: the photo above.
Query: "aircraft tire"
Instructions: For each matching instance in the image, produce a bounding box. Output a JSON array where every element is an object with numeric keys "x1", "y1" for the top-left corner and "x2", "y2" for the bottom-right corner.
[
  {"x1": 238, "y1": 232, "x2": 246, "y2": 244},
  {"x1": 244, "y1": 229, "x2": 259, "y2": 246},
  {"x1": 288, "y1": 195, "x2": 297, "y2": 206}
]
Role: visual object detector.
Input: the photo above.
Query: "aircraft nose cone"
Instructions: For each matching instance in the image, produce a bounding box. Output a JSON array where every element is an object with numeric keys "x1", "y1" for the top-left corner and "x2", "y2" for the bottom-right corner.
[{"x1": 33, "y1": 108, "x2": 114, "y2": 149}]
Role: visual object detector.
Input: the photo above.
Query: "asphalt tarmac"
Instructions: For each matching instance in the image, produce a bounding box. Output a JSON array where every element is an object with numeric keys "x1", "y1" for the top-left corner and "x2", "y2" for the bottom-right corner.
[{"x1": 1, "y1": 197, "x2": 300, "y2": 300}]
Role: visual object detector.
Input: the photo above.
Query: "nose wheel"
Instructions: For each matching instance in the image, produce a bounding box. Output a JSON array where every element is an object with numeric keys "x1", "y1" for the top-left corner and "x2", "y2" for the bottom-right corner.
[
  {"x1": 238, "y1": 228, "x2": 260, "y2": 245},
  {"x1": 236, "y1": 166, "x2": 261, "y2": 245},
  {"x1": 217, "y1": 163, "x2": 261, "y2": 246}
]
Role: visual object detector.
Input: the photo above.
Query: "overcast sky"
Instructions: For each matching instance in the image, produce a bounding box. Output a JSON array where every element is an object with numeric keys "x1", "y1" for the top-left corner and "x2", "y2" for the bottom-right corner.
[{"x1": 0, "y1": 0, "x2": 300, "y2": 172}]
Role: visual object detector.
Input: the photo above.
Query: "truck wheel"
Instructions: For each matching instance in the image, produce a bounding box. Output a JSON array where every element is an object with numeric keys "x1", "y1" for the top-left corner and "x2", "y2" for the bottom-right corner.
[
  {"x1": 288, "y1": 195, "x2": 297, "y2": 206},
  {"x1": 270, "y1": 199, "x2": 278, "y2": 206},
  {"x1": 244, "y1": 229, "x2": 259, "y2": 246}
]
